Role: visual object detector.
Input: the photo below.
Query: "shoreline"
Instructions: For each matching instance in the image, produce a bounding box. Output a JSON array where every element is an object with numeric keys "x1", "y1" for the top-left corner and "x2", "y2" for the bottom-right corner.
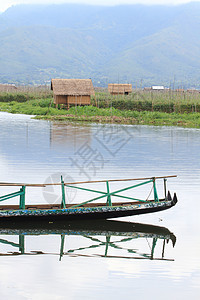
[
  {"x1": 34, "y1": 112, "x2": 200, "y2": 128},
  {"x1": 0, "y1": 100, "x2": 200, "y2": 128}
]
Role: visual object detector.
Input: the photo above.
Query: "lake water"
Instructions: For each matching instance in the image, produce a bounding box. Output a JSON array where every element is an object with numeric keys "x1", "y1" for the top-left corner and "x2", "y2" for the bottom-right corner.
[{"x1": 0, "y1": 111, "x2": 199, "y2": 300}]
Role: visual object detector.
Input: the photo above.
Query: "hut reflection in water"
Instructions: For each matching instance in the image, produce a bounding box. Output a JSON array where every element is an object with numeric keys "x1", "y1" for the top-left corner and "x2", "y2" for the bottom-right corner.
[{"x1": 50, "y1": 123, "x2": 92, "y2": 151}]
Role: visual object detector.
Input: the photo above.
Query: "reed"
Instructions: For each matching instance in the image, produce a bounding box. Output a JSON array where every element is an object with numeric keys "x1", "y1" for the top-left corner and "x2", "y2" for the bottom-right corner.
[{"x1": 92, "y1": 90, "x2": 200, "y2": 113}]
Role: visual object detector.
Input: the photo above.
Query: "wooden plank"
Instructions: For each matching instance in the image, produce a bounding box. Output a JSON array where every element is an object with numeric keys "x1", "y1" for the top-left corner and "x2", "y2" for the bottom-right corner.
[
  {"x1": 63, "y1": 175, "x2": 177, "y2": 185},
  {"x1": 0, "y1": 175, "x2": 177, "y2": 187},
  {"x1": 0, "y1": 183, "x2": 46, "y2": 187}
]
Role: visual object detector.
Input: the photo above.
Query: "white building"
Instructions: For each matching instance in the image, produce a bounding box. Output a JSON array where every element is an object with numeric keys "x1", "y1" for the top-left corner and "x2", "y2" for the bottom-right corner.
[{"x1": 151, "y1": 86, "x2": 165, "y2": 90}]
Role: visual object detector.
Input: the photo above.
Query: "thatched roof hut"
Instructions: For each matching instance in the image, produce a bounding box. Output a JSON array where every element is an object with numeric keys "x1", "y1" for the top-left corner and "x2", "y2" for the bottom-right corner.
[
  {"x1": 176, "y1": 89, "x2": 185, "y2": 93},
  {"x1": 0, "y1": 84, "x2": 17, "y2": 92},
  {"x1": 51, "y1": 79, "x2": 95, "y2": 108},
  {"x1": 108, "y1": 84, "x2": 132, "y2": 95},
  {"x1": 51, "y1": 79, "x2": 95, "y2": 96},
  {"x1": 187, "y1": 89, "x2": 199, "y2": 93}
]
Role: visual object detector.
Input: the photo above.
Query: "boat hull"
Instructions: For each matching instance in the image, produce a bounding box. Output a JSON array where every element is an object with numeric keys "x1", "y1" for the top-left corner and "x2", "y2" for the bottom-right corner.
[{"x1": 0, "y1": 193, "x2": 177, "y2": 224}]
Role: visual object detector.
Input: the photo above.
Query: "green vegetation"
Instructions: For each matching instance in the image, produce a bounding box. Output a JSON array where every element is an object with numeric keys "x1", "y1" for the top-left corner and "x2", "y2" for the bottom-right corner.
[
  {"x1": 0, "y1": 87, "x2": 52, "y2": 102},
  {"x1": 0, "y1": 90, "x2": 200, "y2": 128},
  {"x1": 93, "y1": 91, "x2": 200, "y2": 113},
  {"x1": 35, "y1": 109, "x2": 200, "y2": 128}
]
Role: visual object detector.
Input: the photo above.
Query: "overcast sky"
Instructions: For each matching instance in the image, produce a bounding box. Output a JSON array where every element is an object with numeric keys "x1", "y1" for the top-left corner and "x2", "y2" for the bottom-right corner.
[{"x1": 0, "y1": 0, "x2": 199, "y2": 12}]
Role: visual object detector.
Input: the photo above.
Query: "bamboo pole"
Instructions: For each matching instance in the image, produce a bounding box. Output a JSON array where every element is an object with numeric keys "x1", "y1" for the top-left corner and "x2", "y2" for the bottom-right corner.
[
  {"x1": 64, "y1": 175, "x2": 177, "y2": 185},
  {"x1": 0, "y1": 183, "x2": 46, "y2": 187},
  {"x1": 0, "y1": 175, "x2": 177, "y2": 187}
]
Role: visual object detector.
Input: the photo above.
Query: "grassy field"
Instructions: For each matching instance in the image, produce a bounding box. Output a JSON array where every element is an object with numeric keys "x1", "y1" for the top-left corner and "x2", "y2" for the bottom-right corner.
[{"x1": 0, "y1": 88, "x2": 200, "y2": 128}]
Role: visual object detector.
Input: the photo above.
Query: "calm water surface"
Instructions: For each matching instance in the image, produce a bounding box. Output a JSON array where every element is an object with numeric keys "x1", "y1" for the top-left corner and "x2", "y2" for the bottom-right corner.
[{"x1": 0, "y1": 112, "x2": 199, "y2": 300}]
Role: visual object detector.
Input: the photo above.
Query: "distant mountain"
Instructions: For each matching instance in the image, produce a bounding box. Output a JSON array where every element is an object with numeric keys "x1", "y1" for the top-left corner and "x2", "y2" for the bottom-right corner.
[{"x1": 0, "y1": 3, "x2": 200, "y2": 87}]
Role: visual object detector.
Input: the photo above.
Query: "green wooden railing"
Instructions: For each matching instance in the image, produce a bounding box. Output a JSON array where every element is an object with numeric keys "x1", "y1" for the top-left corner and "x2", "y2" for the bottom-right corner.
[
  {"x1": 0, "y1": 235, "x2": 25, "y2": 254},
  {"x1": 66, "y1": 178, "x2": 154, "y2": 209},
  {"x1": 0, "y1": 233, "x2": 172, "y2": 261},
  {"x1": 0, "y1": 186, "x2": 26, "y2": 209},
  {"x1": 0, "y1": 175, "x2": 176, "y2": 210}
]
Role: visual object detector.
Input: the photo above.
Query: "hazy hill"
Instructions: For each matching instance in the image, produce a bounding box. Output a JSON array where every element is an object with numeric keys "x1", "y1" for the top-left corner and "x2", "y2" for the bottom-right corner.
[{"x1": 0, "y1": 3, "x2": 200, "y2": 87}]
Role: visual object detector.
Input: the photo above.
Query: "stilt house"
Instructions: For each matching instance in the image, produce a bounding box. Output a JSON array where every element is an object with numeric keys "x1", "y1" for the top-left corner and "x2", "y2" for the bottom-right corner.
[
  {"x1": 108, "y1": 84, "x2": 132, "y2": 95},
  {"x1": 51, "y1": 79, "x2": 95, "y2": 109}
]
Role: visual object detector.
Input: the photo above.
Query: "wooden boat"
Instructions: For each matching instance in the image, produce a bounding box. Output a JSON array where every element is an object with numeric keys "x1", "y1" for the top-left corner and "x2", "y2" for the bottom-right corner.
[{"x1": 0, "y1": 175, "x2": 177, "y2": 223}]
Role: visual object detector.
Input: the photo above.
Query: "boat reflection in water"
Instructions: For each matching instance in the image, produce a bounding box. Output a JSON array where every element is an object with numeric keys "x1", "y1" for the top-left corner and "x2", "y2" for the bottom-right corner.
[{"x1": 0, "y1": 220, "x2": 176, "y2": 261}]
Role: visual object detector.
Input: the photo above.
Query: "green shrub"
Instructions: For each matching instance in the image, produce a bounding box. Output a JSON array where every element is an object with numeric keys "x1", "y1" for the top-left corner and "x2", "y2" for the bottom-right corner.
[{"x1": 0, "y1": 93, "x2": 29, "y2": 103}]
